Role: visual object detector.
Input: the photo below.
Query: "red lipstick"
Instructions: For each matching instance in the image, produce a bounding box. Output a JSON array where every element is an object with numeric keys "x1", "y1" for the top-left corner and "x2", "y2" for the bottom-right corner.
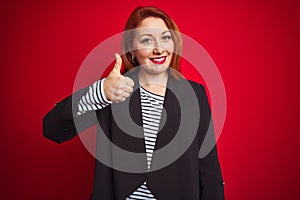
[{"x1": 149, "y1": 56, "x2": 167, "y2": 65}]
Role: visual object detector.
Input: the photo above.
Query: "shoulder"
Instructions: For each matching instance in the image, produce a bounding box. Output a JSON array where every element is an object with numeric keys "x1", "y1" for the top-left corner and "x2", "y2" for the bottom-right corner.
[
  {"x1": 183, "y1": 79, "x2": 207, "y2": 98},
  {"x1": 187, "y1": 79, "x2": 205, "y2": 91},
  {"x1": 170, "y1": 76, "x2": 207, "y2": 97},
  {"x1": 170, "y1": 77, "x2": 208, "y2": 104}
]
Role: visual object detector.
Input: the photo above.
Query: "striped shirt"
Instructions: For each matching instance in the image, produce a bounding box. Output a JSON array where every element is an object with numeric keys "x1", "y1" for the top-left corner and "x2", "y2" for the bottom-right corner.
[
  {"x1": 126, "y1": 86, "x2": 164, "y2": 200},
  {"x1": 77, "y1": 79, "x2": 165, "y2": 200},
  {"x1": 76, "y1": 79, "x2": 111, "y2": 116}
]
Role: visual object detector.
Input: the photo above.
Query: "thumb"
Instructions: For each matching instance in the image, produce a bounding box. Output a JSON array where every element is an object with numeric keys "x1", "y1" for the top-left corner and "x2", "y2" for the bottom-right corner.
[{"x1": 112, "y1": 53, "x2": 122, "y2": 74}]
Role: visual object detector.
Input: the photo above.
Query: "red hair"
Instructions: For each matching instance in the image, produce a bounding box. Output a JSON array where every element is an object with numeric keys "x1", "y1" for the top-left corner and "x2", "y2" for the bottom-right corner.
[{"x1": 121, "y1": 6, "x2": 182, "y2": 78}]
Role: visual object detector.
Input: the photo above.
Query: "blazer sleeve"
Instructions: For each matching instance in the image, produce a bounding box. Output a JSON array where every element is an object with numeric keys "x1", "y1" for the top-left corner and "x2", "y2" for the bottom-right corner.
[
  {"x1": 197, "y1": 84, "x2": 225, "y2": 200},
  {"x1": 43, "y1": 87, "x2": 100, "y2": 144}
]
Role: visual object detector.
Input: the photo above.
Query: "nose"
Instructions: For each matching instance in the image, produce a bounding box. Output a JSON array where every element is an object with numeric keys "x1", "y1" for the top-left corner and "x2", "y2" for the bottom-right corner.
[{"x1": 153, "y1": 40, "x2": 164, "y2": 54}]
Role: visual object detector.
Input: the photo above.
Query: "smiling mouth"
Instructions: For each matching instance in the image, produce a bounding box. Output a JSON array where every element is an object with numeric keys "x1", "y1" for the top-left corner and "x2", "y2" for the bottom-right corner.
[{"x1": 149, "y1": 56, "x2": 167, "y2": 64}]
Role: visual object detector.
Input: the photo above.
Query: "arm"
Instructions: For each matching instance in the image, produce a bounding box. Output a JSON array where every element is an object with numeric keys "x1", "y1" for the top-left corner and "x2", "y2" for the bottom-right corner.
[
  {"x1": 43, "y1": 54, "x2": 134, "y2": 144},
  {"x1": 43, "y1": 79, "x2": 111, "y2": 144},
  {"x1": 197, "y1": 84, "x2": 225, "y2": 199},
  {"x1": 43, "y1": 54, "x2": 134, "y2": 143},
  {"x1": 77, "y1": 78, "x2": 112, "y2": 116}
]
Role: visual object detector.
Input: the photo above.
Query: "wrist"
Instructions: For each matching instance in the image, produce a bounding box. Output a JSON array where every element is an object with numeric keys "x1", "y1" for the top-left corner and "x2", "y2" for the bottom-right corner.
[{"x1": 102, "y1": 78, "x2": 112, "y2": 102}]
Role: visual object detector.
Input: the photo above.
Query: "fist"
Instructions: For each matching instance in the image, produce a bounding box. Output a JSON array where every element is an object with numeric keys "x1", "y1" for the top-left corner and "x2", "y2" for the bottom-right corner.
[{"x1": 103, "y1": 53, "x2": 134, "y2": 103}]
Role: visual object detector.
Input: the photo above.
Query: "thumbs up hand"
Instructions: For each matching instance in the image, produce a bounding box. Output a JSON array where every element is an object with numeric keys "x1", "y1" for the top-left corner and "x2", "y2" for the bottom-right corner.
[{"x1": 103, "y1": 53, "x2": 135, "y2": 103}]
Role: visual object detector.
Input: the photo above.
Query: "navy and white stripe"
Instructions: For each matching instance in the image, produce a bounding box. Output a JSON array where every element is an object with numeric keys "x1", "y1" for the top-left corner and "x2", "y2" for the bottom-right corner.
[
  {"x1": 77, "y1": 78, "x2": 111, "y2": 116},
  {"x1": 126, "y1": 181, "x2": 156, "y2": 200},
  {"x1": 140, "y1": 86, "x2": 164, "y2": 170},
  {"x1": 77, "y1": 81, "x2": 165, "y2": 199},
  {"x1": 126, "y1": 86, "x2": 164, "y2": 200}
]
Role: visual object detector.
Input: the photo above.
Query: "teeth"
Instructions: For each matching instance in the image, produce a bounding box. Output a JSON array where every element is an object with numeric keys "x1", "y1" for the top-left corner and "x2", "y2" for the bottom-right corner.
[{"x1": 153, "y1": 57, "x2": 164, "y2": 61}]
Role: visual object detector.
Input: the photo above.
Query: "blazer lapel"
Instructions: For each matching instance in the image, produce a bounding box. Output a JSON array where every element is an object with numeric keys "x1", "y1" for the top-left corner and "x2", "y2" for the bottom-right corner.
[
  {"x1": 126, "y1": 69, "x2": 181, "y2": 152},
  {"x1": 110, "y1": 69, "x2": 145, "y2": 153},
  {"x1": 155, "y1": 78, "x2": 181, "y2": 150},
  {"x1": 123, "y1": 69, "x2": 182, "y2": 168}
]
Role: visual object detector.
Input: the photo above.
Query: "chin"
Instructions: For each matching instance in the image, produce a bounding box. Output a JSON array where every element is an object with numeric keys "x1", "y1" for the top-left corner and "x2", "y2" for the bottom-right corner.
[{"x1": 147, "y1": 65, "x2": 169, "y2": 75}]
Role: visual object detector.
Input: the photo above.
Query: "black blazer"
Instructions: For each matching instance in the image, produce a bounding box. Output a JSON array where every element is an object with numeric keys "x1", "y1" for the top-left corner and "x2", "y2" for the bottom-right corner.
[{"x1": 43, "y1": 69, "x2": 225, "y2": 200}]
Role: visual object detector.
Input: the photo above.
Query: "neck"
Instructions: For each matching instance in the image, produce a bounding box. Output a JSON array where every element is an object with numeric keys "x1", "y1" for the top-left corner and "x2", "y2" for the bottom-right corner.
[
  {"x1": 138, "y1": 69, "x2": 168, "y2": 87},
  {"x1": 138, "y1": 69, "x2": 169, "y2": 96}
]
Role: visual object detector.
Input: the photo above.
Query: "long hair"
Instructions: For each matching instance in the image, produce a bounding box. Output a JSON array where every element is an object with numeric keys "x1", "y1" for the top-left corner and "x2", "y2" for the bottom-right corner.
[{"x1": 121, "y1": 6, "x2": 182, "y2": 78}]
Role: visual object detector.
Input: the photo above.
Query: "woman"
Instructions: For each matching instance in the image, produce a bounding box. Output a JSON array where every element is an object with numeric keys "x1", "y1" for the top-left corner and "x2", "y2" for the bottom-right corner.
[{"x1": 43, "y1": 6, "x2": 225, "y2": 200}]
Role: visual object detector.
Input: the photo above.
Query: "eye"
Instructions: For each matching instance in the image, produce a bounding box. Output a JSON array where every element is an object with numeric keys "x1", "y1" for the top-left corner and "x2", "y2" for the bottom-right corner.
[
  {"x1": 161, "y1": 35, "x2": 172, "y2": 42},
  {"x1": 140, "y1": 37, "x2": 153, "y2": 44}
]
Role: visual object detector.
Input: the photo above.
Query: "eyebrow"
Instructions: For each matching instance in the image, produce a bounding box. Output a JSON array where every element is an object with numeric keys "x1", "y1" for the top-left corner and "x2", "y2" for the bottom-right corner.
[
  {"x1": 140, "y1": 34, "x2": 153, "y2": 37},
  {"x1": 162, "y1": 30, "x2": 171, "y2": 35},
  {"x1": 139, "y1": 31, "x2": 171, "y2": 37}
]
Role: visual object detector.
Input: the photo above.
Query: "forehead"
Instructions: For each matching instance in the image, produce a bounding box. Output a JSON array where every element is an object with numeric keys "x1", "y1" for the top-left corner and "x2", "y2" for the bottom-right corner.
[
  {"x1": 135, "y1": 17, "x2": 169, "y2": 36},
  {"x1": 138, "y1": 17, "x2": 168, "y2": 29}
]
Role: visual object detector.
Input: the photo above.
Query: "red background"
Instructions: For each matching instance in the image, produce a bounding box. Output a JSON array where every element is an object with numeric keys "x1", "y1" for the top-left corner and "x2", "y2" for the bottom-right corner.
[{"x1": 1, "y1": 0, "x2": 299, "y2": 199}]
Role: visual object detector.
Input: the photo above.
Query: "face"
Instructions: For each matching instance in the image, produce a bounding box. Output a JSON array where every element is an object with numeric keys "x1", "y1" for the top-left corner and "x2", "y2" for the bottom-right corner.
[{"x1": 132, "y1": 17, "x2": 174, "y2": 75}]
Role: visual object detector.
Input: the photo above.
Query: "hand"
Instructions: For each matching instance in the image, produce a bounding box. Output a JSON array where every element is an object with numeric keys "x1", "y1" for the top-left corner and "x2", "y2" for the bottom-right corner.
[{"x1": 103, "y1": 53, "x2": 134, "y2": 103}]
